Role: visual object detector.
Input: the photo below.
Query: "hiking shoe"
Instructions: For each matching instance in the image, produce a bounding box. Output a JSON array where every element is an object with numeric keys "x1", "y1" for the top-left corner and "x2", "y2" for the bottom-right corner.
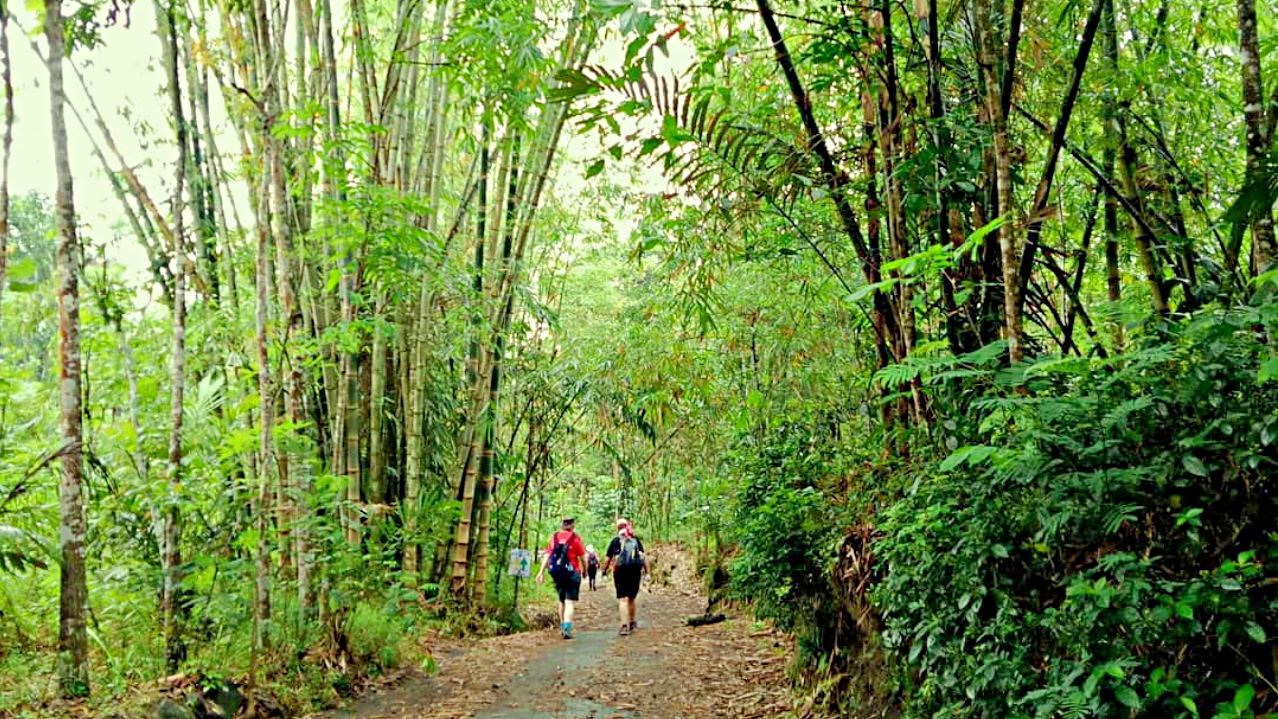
[
  {"x1": 562, "y1": 622, "x2": 574, "y2": 639},
  {"x1": 628, "y1": 621, "x2": 637, "y2": 632},
  {"x1": 619, "y1": 624, "x2": 631, "y2": 636}
]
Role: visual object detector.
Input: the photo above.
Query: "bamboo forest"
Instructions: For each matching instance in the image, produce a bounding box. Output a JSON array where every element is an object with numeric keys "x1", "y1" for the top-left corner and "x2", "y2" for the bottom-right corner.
[{"x1": 1, "y1": 0, "x2": 1277, "y2": 716}]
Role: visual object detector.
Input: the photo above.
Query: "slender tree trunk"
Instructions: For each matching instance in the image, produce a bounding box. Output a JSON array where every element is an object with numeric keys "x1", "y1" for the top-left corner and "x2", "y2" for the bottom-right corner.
[
  {"x1": 181, "y1": 38, "x2": 217, "y2": 303},
  {"x1": 1015, "y1": 0, "x2": 1105, "y2": 303},
  {"x1": 450, "y1": 123, "x2": 490, "y2": 597},
  {"x1": 1101, "y1": 0, "x2": 1124, "y2": 347},
  {"x1": 67, "y1": 60, "x2": 176, "y2": 256},
  {"x1": 974, "y1": 0, "x2": 1023, "y2": 362},
  {"x1": 1114, "y1": 113, "x2": 1167, "y2": 314},
  {"x1": 0, "y1": 1, "x2": 11, "y2": 323},
  {"x1": 273, "y1": 170, "x2": 300, "y2": 575},
  {"x1": 317, "y1": 0, "x2": 347, "y2": 536},
  {"x1": 472, "y1": 127, "x2": 523, "y2": 601},
  {"x1": 873, "y1": 0, "x2": 923, "y2": 419},
  {"x1": 263, "y1": 23, "x2": 302, "y2": 577},
  {"x1": 368, "y1": 296, "x2": 388, "y2": 503},
  {"x1": 158, "y1": 0, "x2": 189, "y2": 671},
  {"x1": 402, "y1": 319, "x2": 424, "y2": 575},
  {"x1": 46, "y1": 0, "x2": 89, "y2": 695},
  {"x1": 318, "y1": 0, "x2": 344, "y2": 198},
  {"x1": 472, "y1": 323, "x2": 505, "y2": 602},
  {"x1": 249, "y1": 148, "x2": 274, "y2": 692},
  {"x1": 754, "y1": 0, "x2": 902, "y2": 374},
  {"x1": 402, "y1": 2, "x2": 451, "y2": 578},
  {"x1": 860, "y1": 80, "x2": 894, "y2": 386},
  {"x1": 342, "y1": 348, "x2": 362, "y2": 546},
  {"x1": 924, "y1": 0, "x2": 966, "y2": 354},
  {"x1": 1099, "y1": 0, "x2": 1165, "y2": 313},
  {"x1": 1237, "y1": 0, "x2": 1276, "y2": 274},
  {"x1": 192, "y1": 49, "x2": 237, "y2": 306}
]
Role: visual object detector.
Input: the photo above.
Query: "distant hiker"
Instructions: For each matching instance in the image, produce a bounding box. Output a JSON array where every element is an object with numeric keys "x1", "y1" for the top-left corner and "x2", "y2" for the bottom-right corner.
[
  {"x1": 586, "y1": 545, "x2": 600, "y2": 591},
  {"x1": 602, "y1": 517, "x2": 648, "y2": 635},
  {"x1": 535, "y1": 516, "x2": 587, "y2": 639}
]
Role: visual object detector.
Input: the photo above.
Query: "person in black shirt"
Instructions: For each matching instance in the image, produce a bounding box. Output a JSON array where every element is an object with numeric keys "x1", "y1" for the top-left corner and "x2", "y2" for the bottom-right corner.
[{"x1": 602, "y1": 517, "x2": 648, "y2": 635}]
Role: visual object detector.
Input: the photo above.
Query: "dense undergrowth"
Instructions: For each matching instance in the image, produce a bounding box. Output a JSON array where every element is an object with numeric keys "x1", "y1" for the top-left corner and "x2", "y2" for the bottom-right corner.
[
  {"x1": 0, "y1": 531, "x2": 546, "y2": 718},
  {"x1": 710, "y1": 307, "x2": 1278, "y2": 718}
]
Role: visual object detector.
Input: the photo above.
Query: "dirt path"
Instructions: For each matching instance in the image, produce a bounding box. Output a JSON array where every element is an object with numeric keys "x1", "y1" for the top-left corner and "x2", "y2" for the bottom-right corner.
[{"x1": 312, "y1": 561, "x2": 794, "y2": 719}]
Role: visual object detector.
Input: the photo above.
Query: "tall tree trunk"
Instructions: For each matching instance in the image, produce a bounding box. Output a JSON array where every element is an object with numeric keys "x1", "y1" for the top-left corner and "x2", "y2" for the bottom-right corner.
[
  {"x1": 1237, "y1": 0, "x2": 1276, "y2": 274},
  {"x1": 924, "y1": 0, "x2": 966, "y2": 354},
  {"x1": 264, "y1": 14, "x2": 303, "y2": 578},
  {"x1": 246, "y1": 0, "x2": 277, "y2": 672},
  {"x1": 368, "y1": 296, "x2": 388, "y2": 503},
  {"x1": 1100, "y1": 0, "x2": 1166, "y2": 314},
  {"x1": 873, "y1": 0, "x2": 923, "y2": 419},
  {"x1": 754, "y1": 0, "x2": 902, "y2": 375},
  {"x1": 402, "y1": 317, "x2": 425, "y2": 576},
  {"x1": 471, "y1": 125, "x2": 524, "y2": 601},
  {"x1": 472, "y1": 318, "x2": 504, "y2": 602},
  {"x1": 46, "y1": 0, "x2": 89, "y2": 695},
  {"x1": 186, "y1": 3, "x2": 236, "y2": 301},
  {"x1": 339, "y1": 271, "x2": 361, "y2": 545},
  {"x1": 974, "y1": 0, "x2": 1024, "y2": 363},
  {"x1": 182, "y1": 39, "x2": 218, "y2": 304},
  {"x1": 1101, "y1": 0, "x2": 1124, "y2": 347},
  {"x1": 1113, "y1": 111, "x2": 1167, "y2": 314},
  {"x1": 471, "y1": 129, "x2": 523, "y2": 601},
  {"x1": 402, "y1": 0, "x2": 451, "y2": 579},
  {"x1": 66, "y1": 59, "x2": 177, "y2": 260},
  {"x1": 0, "y1": 0, "x2": 11, "y2": 324},
  {"x1": 158, "y1": 0, "x2": 189, "y2": 671},
  {"x1": 249, "y1": 147, "x2": 274, "y2": 693},
  {"x1": 1015, "y1": 0, "x2": 1105, "y2": 304},
  {"x1": 450, "y1": 123, "x2": 490, "y2": 597}
]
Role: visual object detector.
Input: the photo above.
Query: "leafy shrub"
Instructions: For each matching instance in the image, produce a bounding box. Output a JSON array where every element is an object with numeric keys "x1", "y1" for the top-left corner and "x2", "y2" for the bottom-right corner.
[
  {"x1": 345, "y1": 602, "x2": 407, "y2": 673},
  {"x1": 727, "y1": 421, "x2": 845, "y2": 659},
  {"x1": 873, "y1": 312, "x2": 1278, "y2": 718}
]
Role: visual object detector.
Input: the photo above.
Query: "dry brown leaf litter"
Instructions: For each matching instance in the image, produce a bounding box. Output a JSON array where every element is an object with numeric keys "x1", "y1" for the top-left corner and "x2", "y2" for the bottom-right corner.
[{"x1": 310, "y1": 546, "x2": 796, "y2": 719}]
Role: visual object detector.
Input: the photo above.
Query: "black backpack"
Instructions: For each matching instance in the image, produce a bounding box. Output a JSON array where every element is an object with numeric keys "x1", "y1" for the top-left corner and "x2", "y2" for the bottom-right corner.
[
  {"x1": 616, "y1": 536, "x2": 643, "y2": 568},
  {"x1": 548, "y1": 533, "x2": 575, "y2": 579}
]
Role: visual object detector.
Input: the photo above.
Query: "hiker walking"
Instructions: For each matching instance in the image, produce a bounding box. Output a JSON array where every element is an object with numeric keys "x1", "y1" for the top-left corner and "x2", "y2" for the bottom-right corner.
[
  {"x1": 586, "y1": 545, "x2": 599, "y2": 591},
  {"x1": 535, "y1": 516, "x2": 587, "y2": 639},
  {"x1": 602, "y1": 517, "x2": 647, "y2": 635}
]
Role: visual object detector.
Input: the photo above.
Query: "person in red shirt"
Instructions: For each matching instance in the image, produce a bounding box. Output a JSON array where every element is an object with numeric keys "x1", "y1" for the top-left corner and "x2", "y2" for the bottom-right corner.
[{"x1": 535, "y1": 516, "x2": 587, "y2": 639}]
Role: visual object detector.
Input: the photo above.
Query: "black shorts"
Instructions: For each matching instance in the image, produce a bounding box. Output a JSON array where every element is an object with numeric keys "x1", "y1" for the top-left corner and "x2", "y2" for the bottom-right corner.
[
  {"x1": 613, "y1": 568, "x2": 641, "y2": 599},
  {"x1": 553, "y1": 570, "x2": 581, "y2": 602}
]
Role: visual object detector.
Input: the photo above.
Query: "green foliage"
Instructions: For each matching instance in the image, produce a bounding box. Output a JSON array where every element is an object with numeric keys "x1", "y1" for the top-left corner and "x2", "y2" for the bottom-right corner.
[
  {"x1": 720, "y1": 416, "x2": 873, "y2": 681},
  {"x1": 874, "y1": 314, "x2": 1278, "y2": 718},
  {"x1": 729, "y1": 423, "x2": 839, "y2": 626}
]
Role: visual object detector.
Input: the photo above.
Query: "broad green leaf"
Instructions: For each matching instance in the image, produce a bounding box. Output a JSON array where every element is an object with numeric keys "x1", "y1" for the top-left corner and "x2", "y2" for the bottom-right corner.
[
  {"x1": 1181, "y1": 455, "x2": 1209, "y2": 477},
  {"x1": 1258, "y1": 357, "x2": 1278, "y2": 383},
  {"x1": 1233, "y1": 684, "x2": 1254, "y2": 713},
  {"x1": 1114, "y1": 686, "x2": 1139, "y2": 709},
  {"x1": 1244, "y1": 621, "x2": 1266, "y2": 643}
]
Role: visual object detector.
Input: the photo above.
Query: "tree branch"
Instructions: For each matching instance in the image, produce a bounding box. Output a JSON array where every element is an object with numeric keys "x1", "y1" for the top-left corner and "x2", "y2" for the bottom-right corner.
[{"x1": 1015, "y1": 0, "x2": 1105, "y2": 302}]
